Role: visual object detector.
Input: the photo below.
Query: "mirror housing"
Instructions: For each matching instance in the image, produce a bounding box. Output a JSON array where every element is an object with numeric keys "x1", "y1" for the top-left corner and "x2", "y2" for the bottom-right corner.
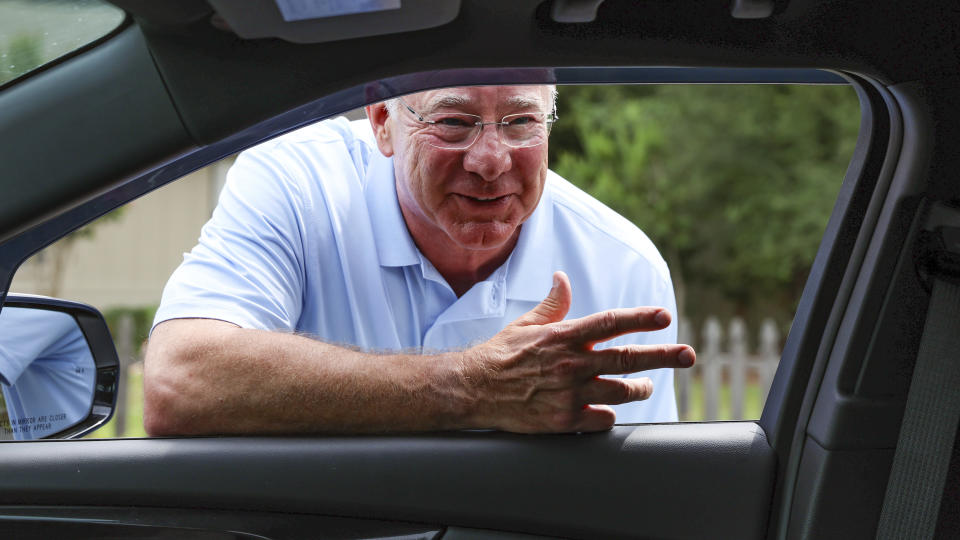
[{"x1": 0, "y1": 295, "x2": 119, "y2": 440}]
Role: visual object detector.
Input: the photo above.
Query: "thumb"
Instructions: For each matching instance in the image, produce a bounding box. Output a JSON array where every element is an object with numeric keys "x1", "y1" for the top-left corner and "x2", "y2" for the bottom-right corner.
[{"x1": 514, "y1": 271, "x2": 572, "y2": 327}]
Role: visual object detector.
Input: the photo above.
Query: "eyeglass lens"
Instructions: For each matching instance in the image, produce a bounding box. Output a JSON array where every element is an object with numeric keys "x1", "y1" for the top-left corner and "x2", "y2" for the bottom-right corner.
[{"x1": 423, "y1": 112, "x2": 551, "y2": 149}]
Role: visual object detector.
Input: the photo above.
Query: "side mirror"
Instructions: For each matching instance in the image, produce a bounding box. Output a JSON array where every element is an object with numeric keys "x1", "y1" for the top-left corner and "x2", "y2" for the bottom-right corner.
[{"x1": 0, "y1": 294, "x2": 119, "y2": 440}]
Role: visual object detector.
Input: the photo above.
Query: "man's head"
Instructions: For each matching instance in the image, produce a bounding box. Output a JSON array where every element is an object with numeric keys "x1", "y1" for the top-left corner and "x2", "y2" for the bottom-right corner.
[{"x1": 367, "y1": 85, "x2": 555, "y2": 256}]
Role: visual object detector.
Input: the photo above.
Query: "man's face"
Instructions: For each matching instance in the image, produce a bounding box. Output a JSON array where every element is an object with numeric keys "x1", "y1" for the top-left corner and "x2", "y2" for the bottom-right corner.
[{"x1": 376, "y1": 86, "x2": 552, "y2": 253}]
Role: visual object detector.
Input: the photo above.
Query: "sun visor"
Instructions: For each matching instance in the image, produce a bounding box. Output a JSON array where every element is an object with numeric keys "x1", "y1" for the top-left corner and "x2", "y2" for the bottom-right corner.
[{"x1": 206, "y1": 0, "x2": 461, "y2": 44}]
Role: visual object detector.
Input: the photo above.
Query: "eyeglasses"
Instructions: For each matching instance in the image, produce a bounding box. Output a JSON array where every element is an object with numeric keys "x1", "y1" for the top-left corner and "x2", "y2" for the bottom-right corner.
[{"x1": 398, "y1": 98, "x2": 558, "y2": 150}]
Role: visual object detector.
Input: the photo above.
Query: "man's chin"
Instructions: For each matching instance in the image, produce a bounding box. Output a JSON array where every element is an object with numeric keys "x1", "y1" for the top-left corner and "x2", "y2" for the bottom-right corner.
[{"x1": 447, "y1": 222, "x2": 519, "y2": 251}]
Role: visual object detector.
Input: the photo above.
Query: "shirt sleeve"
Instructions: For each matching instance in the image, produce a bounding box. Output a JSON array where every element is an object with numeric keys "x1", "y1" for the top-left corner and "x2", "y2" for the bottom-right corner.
[
  {"x1": 0, "y1": 308, "x2": 82, "y2": 386},
  {"x1": 152, "y1": 147, "x2": 309, "y2": 332}
]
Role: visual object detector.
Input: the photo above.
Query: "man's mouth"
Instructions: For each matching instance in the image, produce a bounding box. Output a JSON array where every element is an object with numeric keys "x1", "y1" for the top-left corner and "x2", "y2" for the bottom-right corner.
[{"x1": 459, "y1": 194, "x2": 511, "y2": 203}]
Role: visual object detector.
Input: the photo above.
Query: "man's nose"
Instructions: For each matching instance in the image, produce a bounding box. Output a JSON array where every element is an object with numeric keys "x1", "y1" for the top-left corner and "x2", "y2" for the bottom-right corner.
[{"x1": 462, "y1": 125, "x2": 513, "y2": 181}]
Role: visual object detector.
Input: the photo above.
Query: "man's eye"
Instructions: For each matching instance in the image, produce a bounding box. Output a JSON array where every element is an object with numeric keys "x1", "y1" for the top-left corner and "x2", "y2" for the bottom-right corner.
[
  {"x1": 506, "y1": 115, "x2": 539, "y2": 126},
  {"x1": 434, "y1": 116, "x2": 474, "y2": 128}
]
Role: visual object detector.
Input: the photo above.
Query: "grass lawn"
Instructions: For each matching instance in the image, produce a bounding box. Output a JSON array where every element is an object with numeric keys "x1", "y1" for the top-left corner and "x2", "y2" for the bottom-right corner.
[{"x1": 679, "y1": 377, "x2": 765, "y2": 421}]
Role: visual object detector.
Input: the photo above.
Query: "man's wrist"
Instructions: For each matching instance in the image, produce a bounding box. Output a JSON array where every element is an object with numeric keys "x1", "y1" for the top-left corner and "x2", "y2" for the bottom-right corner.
[{"x1": 442, "y1": 347, "x2": 498, "y2": 430}]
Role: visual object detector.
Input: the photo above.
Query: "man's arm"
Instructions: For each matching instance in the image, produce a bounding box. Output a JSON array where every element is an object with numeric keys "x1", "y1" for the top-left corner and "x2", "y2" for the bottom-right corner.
[{"x1": 143, "y1": 272, "x2": 695, "y2": 435}]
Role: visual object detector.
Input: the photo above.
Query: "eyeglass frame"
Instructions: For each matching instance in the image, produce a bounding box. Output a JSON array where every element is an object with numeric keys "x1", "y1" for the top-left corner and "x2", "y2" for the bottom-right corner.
[{"x1": 396, "y1": 96, "x2": 559, "y2": 150}]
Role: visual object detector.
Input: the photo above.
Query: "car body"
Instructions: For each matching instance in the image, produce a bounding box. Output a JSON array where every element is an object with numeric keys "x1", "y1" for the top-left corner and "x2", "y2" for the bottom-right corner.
[{"x1": 1, "y1": 1, "x2": 958, "y2": 538}]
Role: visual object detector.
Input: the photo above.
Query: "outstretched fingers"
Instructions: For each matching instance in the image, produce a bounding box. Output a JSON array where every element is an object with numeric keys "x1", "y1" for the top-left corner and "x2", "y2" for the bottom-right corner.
[
  {"x1": 591, "y1": 344, "x2": 696, "y2": 376},
  {"x1": 535, "y1": 379, "x2": 655, "y2": 432},
  {"x1": 581, "y1": 376, "x2": 655, "y2": 405},
  {"x1": 559, "y1": 307, "x2": 674, "y2": 346},
  {"x1": 571, "y1": 405, "x2": 618, "y2": 432}
]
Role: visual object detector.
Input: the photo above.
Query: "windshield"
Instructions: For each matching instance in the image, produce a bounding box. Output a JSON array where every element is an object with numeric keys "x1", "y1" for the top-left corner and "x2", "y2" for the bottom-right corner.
[{"x1": 0, "y1": 0, "x2": 124, "y2": 86}]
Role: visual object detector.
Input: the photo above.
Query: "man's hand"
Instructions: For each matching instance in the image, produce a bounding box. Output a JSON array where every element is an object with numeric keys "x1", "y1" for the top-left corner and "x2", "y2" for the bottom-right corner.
[{"x1": 462, "y1": 271, "x2": 695, "y2": 433}]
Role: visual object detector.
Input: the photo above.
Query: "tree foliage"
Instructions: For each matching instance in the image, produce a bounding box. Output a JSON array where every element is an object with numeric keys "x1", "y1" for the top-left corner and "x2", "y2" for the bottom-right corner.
[{"x1": 549, "y1": 84, "x2": 860, "y2": 325}]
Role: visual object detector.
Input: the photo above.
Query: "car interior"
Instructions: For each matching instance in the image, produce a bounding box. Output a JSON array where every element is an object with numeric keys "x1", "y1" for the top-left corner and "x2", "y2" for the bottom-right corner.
[{"x1": 1, "y1": 1, "x2": 958, "y2": 539}]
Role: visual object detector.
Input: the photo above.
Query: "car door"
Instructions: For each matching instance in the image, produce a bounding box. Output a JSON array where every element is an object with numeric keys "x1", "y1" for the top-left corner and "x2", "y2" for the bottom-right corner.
[{"x1": 1, "y1": 1, "x2": 957, "y2": 539}]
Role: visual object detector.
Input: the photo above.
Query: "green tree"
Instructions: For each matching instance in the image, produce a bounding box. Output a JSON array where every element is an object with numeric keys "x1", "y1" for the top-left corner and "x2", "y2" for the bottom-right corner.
[{"x1": 549, "y1": 85, "x2": 860, "y2": 327}]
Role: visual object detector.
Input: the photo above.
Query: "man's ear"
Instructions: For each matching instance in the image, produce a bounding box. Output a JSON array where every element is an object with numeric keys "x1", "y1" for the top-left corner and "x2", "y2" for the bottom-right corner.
[{"x1": 366, "y1": 102, "x2": 395, "y2": 157}]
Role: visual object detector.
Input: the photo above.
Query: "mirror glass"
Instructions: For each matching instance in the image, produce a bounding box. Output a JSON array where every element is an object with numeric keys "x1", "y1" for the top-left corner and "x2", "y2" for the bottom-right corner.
[{"x1": 0, "y1": 306, "x2": 96, "y2": 440}]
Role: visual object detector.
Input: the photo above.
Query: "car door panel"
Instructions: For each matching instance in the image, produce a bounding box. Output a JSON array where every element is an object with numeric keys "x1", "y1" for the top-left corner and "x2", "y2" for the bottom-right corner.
[
  {"x1": 0, "y1": 422, "x2": 774, "y2": 539},
  {"x1": 0, "y1": 506, "x2": 443, "y2": 539}
]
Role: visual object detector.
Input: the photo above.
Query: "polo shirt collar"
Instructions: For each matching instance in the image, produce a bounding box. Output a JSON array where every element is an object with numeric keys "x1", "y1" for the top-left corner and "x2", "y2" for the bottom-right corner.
[
  {"x1": 365, "y1": 151, "x2": 420, "y2": 268},
  {"x1": 504, "y1": 179, "x2": 555, "y2": 302}
]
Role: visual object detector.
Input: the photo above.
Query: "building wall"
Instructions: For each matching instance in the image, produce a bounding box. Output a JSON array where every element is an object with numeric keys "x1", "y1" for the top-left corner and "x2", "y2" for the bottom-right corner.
[
  {"x1": 10, "y1": 159, "x2": 234, "y2": 310},
  {"x1": 10, "y1": 110, "x2": 365, "y2": 311}
]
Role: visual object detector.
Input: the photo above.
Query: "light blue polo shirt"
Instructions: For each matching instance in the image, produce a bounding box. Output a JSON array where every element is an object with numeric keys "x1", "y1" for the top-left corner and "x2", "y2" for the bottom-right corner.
[{"x1": 154, "y1": 118, "x2": 679, "y2": 423}]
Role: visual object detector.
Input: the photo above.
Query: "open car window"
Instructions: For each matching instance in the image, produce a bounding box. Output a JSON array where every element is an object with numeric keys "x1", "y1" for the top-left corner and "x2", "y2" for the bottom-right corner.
[
  {"x1": 4, "y1": 81, "x2": 859, "y2": 438},
  {"x1": 0, "y1": 0, "x2": 124, "y2": 87}
]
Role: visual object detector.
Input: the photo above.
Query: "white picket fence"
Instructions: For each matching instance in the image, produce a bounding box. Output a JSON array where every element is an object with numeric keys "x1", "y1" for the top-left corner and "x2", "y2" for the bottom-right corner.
[{"x1": 675, "y1": 317, "x2": 782, "y2": 421}]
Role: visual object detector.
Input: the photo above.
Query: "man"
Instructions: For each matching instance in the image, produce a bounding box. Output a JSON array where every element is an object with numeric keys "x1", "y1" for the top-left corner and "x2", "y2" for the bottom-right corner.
[{"x1": 144, "y1": 85, "x2": 694, "y2": 436}]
